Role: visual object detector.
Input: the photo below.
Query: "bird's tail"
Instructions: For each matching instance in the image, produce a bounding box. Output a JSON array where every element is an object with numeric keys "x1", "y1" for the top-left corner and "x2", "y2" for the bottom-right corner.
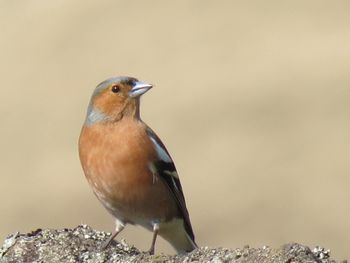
[{"x1": 159, "y1": 218, "x2": 197, "y2": 254}]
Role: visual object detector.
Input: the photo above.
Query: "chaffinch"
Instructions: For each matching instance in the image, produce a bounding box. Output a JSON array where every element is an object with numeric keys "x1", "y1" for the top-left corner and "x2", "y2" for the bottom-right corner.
[{"x1": 78, "y1": 76, "x2": 197, "y2": 254}]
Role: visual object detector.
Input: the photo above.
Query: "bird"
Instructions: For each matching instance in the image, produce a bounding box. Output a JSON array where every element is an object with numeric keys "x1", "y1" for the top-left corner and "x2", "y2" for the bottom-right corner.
[{"x1": 78, "y1": 76, "x2": 197, "y2": 254}]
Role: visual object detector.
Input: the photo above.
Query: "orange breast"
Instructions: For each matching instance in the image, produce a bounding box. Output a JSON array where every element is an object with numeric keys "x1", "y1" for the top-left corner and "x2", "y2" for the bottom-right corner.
[{"x1": 78, "y1": 118, "x2": 178, "y2": 223}]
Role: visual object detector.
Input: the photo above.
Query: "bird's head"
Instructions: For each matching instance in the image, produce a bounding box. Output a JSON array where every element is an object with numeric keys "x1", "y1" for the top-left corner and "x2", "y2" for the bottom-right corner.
[{"x1": 85, "y1": 76, "x2": 152, "y2": 125}]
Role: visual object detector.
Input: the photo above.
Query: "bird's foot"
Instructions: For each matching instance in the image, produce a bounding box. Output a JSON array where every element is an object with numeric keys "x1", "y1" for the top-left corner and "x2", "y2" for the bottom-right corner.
[
  {"x1": 101, "y1": 235, "x2": 115, "y2": 250},
  {"x1": 146, "y1": 247, "x2": 155, "y2": 255}
]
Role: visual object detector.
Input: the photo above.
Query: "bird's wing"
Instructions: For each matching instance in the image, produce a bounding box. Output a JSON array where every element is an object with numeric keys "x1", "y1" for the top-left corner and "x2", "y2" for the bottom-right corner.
[{"x1": 146, "y1": 127, "x2": 195, "y2": 242}]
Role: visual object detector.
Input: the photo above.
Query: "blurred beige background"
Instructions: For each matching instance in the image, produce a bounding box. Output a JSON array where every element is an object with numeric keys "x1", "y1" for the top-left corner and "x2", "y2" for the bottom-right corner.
[{"x1": 1, "y1": 0, "x2": 349, "y2": 260}]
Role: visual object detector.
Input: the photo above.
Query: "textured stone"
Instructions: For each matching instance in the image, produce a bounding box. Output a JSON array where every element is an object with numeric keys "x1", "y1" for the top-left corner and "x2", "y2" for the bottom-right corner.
[{"x1": 0, "y1": 225, "x2": 343, "y2": 263}]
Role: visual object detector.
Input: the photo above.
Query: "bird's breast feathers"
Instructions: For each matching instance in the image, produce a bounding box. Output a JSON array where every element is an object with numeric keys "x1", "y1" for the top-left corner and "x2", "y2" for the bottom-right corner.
[
  {"x1": 80, "y1": 119, "x2": 155, "y2": 186},
  {"x1": 78, "y1": 118, "x2": 179, "y2": 222}
]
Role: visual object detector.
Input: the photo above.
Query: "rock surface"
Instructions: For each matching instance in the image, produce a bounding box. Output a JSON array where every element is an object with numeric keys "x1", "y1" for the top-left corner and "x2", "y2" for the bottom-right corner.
[{"x1": 0, "y1": 225, "x2": 344, "y2": 263}]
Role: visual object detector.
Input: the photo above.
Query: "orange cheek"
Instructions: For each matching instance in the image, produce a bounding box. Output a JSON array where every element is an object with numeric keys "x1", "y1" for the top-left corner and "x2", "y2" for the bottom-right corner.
[{"x1": 93, "y1": 91, "x2": 125, "y2": 116}]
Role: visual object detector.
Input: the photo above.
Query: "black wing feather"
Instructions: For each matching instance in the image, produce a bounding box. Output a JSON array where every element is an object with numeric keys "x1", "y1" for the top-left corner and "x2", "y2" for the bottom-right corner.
[{"x1": 146, "y1": 127, "x2": 195, "y2": 242}]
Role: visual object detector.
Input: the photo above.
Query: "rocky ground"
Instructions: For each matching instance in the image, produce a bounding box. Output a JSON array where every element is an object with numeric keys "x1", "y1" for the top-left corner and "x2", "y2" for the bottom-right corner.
[{"x1": 0, "y1": 225, "x2": 345, "y2": 263}]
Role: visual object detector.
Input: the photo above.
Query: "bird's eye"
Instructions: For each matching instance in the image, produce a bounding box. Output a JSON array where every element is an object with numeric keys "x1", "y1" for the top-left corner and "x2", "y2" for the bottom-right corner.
[{"x1": 111, "y1": 85, "x2": 120, "y2": 93}]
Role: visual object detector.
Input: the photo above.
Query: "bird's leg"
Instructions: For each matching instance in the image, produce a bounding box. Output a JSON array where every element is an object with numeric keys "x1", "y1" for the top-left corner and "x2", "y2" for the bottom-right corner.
[
  {"x1": 148, "y1": 223, "x2": 159, "y2": 255},
  {"x1": 102, "y1": 219, "x2": 125, "y2": 250}
]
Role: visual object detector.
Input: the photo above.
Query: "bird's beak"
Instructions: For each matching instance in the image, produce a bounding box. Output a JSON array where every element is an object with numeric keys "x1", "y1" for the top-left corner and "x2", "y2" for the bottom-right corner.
[{"x1": 129, "y1": 81, "x2": 153, "y2": 98}]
